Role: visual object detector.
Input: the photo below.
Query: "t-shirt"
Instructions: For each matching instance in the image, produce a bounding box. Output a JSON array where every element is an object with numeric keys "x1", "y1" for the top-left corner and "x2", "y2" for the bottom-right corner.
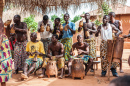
[
  {"x1": 26, "y1": 41, "x2": 45, "y2": 61},
  {"x1": 62, "y1": 21, "x2": 76, "y2": 39},
  {"x1": 38, "y1": 20, "x2": 53, "y2": 39}
]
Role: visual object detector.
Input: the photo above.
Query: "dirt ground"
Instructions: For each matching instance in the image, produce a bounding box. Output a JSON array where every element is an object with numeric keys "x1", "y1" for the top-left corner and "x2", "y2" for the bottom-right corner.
[{"x1": 4, "y1": 49, "x2": 130, "y2": 86}]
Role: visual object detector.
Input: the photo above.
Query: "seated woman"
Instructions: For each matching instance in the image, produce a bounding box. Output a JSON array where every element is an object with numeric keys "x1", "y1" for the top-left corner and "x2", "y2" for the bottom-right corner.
[
  {"x1": 21, "y1": 32, "x2": 45, "y2": 79},
  {"x1": 39, "y1": 34, "x2": 64, "y2": 79},
  {"x1": 68, "y1": 35, "x2": 93, "y2": 76}
]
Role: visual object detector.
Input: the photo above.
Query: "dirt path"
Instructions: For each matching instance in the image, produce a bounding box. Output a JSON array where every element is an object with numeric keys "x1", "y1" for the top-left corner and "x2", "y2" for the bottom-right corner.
[{"x1": 6, "y1": 49, "x2": 130, "y2": 86}]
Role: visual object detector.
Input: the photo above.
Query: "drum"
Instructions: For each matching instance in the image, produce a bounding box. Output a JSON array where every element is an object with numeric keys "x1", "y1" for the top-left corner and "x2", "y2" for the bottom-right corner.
[
  {"x1": 71, "y1": 58, "x2": 85, "y2": 79},
  {"x1": 112, "y1": 37, "x2": 124, "y2": 63},
  {"x1": 107, "y1": 40, "x2": 114, "y2": 62},
  {"x1": 46, "y1": 60, "x2": 58, "y2": 78}
]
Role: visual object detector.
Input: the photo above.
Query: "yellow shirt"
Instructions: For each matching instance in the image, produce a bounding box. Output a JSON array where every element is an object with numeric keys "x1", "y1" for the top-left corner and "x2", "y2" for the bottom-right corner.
[{"x1": 26, "y1": 41, "x2": 45, "y2": 61}]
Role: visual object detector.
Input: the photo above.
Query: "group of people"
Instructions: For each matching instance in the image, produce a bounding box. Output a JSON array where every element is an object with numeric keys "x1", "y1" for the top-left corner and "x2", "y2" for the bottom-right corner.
[{"x1": 0, "y1": 11, "x2": 130, "y2": 86}]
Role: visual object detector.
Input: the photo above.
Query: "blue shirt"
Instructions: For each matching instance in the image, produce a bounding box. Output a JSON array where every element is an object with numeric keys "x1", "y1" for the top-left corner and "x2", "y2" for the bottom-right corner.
[{"x1": 62, "y1": 21, "x2": 76, "y2": 39}]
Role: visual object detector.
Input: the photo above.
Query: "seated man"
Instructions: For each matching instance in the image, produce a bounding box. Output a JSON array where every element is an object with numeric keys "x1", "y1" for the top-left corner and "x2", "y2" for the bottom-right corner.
[
  {"x1": 21, "y1": 32, "x2": 45, "y2": 79},
  {"x1": 39, "y1": 34, "x2": 64, "y2": 79},
  {"x1": 68, "y1": 35, "x2": 93, "y2": 76}
]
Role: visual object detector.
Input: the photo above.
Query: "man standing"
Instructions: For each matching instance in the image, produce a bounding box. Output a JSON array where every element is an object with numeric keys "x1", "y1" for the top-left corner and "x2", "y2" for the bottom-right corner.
[
  {"x1": 61, "y1": 13, "x2": 76, "y2": 61},
  {"x1": 109, "y1": 12, "x2": 123, "y2": 73},
  {"x1": 38, "y1": 15, "x2": 53, "y2": 54},
  {"x1": 95, "y1": 15, "x2": 121, "y2": 77},
  {"x1": 39, "y1": 34, "x2": 64, "y2": 79},
  {"x1": 68, "y1": 35, "x2": 93, "y2": 75},
  {"x1": 53, "y1": 18, "x2": 63, "y2": 40},
  {"x1": 78, "y1": 13, "x2": 97, "y2": 71},
  {"x1": 21, "y1": 32, "x2": 45, "y2": 79},
  {"x1": 10, "y1": 15, "x2": 28, "y2": 74}
]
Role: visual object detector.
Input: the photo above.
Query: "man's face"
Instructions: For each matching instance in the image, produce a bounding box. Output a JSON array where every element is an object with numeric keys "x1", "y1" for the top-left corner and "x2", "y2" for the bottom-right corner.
[
  {"x1": 103, "y1": 16, "x2": 109, "y2": 24},
  {"x1": 77, "y1": 35, "x2": 83, "y2": 43},
  {"x1": 108, "y1": 14, "x2": 113, "y2": 20},
  {"x1": 51, "y1": 36, "x2": 57, "y2": 43},
  {"x1": 43, "y1": 20, "x2": 48, "y2": 24},
  {"x1": 64, "y1": 14, "x2": 69, "y2": 21},
  {"x1": 30, "y1": 33, "x2": 37, "y2": 42},
  {"x1": 85, "y1": 13, "x2": 90, "y2": 20},
  {"x1": 54, "y1": 19, "x2": 60, "y2": 25},
  {"x1": 13, "y1": 17, "x2": 20, "y2": 23}
]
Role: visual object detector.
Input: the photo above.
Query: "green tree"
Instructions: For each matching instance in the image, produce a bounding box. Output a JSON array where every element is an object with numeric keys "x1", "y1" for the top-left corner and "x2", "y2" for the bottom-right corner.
[
  {"x1": 102, "y1": 2, "x2": 112, "y2": 15},
  {"x1": 23, "y1": 15, "x2": 38, "y2": 33},
  {"x1": 71, "y1": 15, "x2": 81, "y2": 23},
  {"x1": 95, "y1": 2, "x2": 112, "y2": 26},
  {"x1": 51, "y1": 15, "x2": 58, "y2": 22}
]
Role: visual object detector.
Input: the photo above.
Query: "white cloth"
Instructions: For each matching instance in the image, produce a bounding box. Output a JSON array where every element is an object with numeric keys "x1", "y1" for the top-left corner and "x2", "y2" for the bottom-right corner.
[
  {"x1": 101, "y1": 24, "x2": 113, "y2": 41},
  {"x1": 38, "y1": 20, "x2": 53, "y2": 39}
]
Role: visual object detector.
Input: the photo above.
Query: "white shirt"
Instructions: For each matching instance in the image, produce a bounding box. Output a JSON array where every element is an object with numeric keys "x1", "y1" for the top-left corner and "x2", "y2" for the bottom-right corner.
[
  {"x1": 38, "y1": 20, "x2": 53, "y2": 39},
  {"x1": 101, "y1": 24, "x2": 113, "y2": 41}
]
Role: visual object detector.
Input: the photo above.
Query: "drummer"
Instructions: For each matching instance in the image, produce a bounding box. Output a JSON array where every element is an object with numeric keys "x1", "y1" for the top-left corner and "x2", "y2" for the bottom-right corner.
[
  {"x1": 39, "y1": 34, "x2": 64, "y2": 79},
  {"x1": 95, "y1": 15, "x2": 121, "y2": 77},
  {"x1": 68, "y1": 35, "x2": 93, "y2": 76}
]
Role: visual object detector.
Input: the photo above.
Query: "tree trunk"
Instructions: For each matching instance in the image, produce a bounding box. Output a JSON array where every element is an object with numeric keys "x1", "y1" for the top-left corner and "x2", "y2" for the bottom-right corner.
[{"x1": 0, "y1": 0, "x2": 4, "y2": 18}]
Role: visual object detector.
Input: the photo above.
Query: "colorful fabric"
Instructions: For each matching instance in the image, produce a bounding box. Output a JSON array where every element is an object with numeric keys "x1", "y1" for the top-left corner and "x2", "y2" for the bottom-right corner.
[
  {"x1": 41, "y1": 38, "x2": 51, "y2": 55},
  {"x1": 0, "y1": 34, "x2": 12, "y2": 82},
  {"x1": 62, "y1": 21, "x2": 76, "y2": 39},
  {"x1": 11, "y1": 50, "x2": 14, "y2": 59},
  {"x1": 100, "y1": 40, "x2": 119, "y2": 71},
  {"x1": 9, "y1": 39, "x2": 16, "y2": 50},
  {"x1": 84, "y1": 38, "x2": 96, "y2": 58},
  {"x1": 26, "y1": 41, "x2": 45, "y2": 61},
  {"x1": 25, "y1": 58, "x2": 43, "y2": 71},
  {"x1": 42, "y1": 57, "x2": 65, "y2": 69},
  {"x1": 61, "y1": 37, "x2": 72, "y2": 61},
  {"x1": 71, "y1": 55, "x2": 92, "y2": 64},
  {"x1": 14, "y1": 41, "x2": 28, "y2": 71}
]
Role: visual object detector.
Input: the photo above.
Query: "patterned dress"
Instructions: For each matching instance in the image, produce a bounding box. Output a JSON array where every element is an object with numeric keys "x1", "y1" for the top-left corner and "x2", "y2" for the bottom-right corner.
[
  {"x1": 0, "y1": 34, "x2": 12, "y2": 82},
  {"x1": 61, "y1": 38, "x2": 72, "y2": 61},
  {"x1": 84, "y1": 38, "x2": 96, "y2": 59},
  {"x1": 14, "y1": 41, "x2": 28, "y2": 71}
]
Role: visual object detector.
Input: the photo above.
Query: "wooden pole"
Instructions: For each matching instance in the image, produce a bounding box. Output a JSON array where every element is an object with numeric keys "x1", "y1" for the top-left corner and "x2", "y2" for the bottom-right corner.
[
  {"x1": 0, "y1": 0, "x2": 4, "y2": 19},
  {"x1": 107, "y1": 40, "x2": 114, "y2": 81}
]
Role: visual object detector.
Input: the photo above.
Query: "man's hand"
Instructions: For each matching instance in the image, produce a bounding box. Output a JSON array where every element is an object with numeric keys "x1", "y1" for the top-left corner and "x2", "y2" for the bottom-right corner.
[
  {"x1": 56, "y1": 30, "x2": 60, "y2": 33},
  {"x1": 70, "y1": 52, "x2": 74, "y2": 56},
  {"x1": 123, "y1": 35, "x2": 128, "y2": 38},
  {"x1": 78, "y1": 49, "x2": 84, "y2": 55},
  {"x1": 35, "y1": 51, "x2": 40, "y2": 55},
  {"x1": 47, "y1": 24, "x2": 50, "y2": 27},
  {"x1": 67, "y1": 24, "x2": 70, "y2": 29}
]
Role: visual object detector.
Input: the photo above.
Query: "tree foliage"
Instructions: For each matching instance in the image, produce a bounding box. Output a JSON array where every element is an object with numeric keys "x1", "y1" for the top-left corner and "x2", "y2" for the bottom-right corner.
[
  {"x1": 23, "y1": 15, "x2": 38, "y2": 33},
  {"x1": 71, "y1": 15, "x2": 81, "y2": 23}
]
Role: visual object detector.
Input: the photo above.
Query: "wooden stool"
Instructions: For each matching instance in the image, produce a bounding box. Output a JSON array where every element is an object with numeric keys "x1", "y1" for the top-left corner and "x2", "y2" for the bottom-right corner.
[
  {"x1": 93, "y1": 61, "x2": 100, "y2": 75},
  {"x1": 96, "y1": 55, "x2": 100, "y2": 70}
]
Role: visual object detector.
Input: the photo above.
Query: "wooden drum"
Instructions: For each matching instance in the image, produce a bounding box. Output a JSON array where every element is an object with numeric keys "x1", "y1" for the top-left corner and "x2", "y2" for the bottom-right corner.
[
  {"x1": 71, "y1": 58, "x2": 85, "y2": 79},
  {"x1": 112, "y1": 37, "x2": 124, "y2": 63},
  {"x1": 46, "y1": 61, "x2": 58, "y2": 78}
]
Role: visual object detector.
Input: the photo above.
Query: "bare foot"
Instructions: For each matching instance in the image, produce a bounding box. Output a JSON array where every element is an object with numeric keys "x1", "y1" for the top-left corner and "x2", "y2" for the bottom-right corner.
[
  {"x1": 21, "y1": 73, "x2": 28, "y2": 79},
  {"x1": 38, "y1": 74, "x2": 45, "y2": 78},
  {"x1": 13, "y1": 70, "x2": 18, "y2": 74},
  {"x1": 58, "y1": 75, "x2": 63, "y2": 79},
  {"x1": 120, "y1": 70, "x2": 124, "y2": 73}
]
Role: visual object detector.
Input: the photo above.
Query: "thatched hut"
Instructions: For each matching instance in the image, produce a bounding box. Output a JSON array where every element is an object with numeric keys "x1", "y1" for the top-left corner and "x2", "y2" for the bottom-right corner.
[{"x1": 0, "y1": 0, "x2": 127, "y2": 18}]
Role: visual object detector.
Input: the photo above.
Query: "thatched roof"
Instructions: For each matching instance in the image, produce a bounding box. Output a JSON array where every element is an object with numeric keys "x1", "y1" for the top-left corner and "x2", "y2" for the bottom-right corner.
[{"x1": 4, "y1": 0, "x2": 127, "y2": 14}]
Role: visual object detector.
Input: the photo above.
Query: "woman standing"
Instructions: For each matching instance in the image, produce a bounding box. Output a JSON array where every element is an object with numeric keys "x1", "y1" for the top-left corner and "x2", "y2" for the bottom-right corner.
[{"x1": 0, "y1": 18, "x2": 12, "y2": 86}]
